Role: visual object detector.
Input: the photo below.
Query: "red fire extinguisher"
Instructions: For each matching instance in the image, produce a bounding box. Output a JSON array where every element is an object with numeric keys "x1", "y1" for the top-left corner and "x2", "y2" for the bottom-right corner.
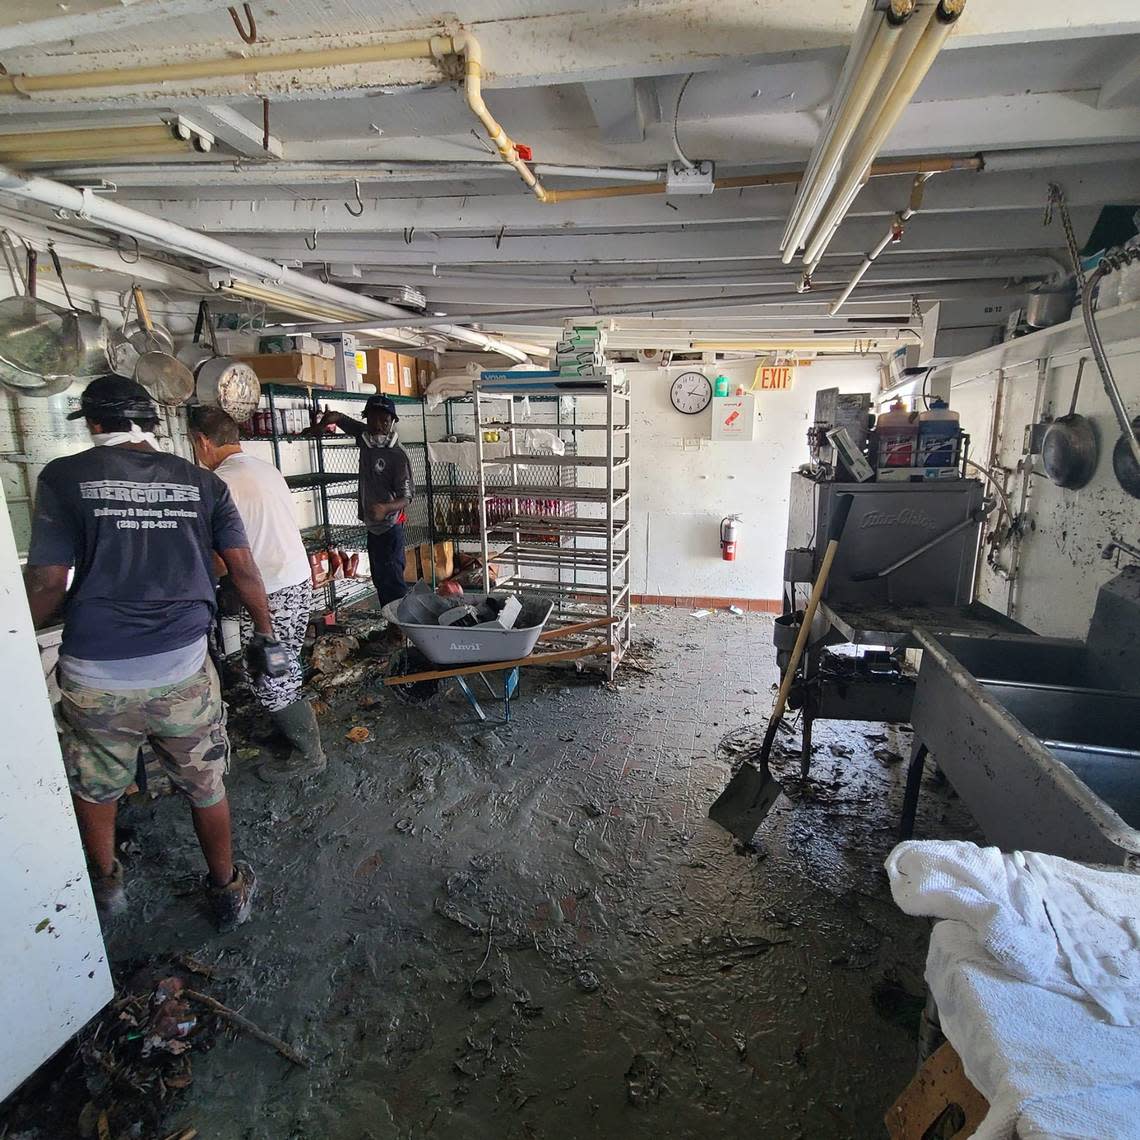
[{"x1": 720, "y1": 514, "x2": 740, "y2": 561}]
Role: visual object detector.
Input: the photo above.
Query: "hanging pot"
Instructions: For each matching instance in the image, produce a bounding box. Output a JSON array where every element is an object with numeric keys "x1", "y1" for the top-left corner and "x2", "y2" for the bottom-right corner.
[
  {"x1": 188, "y1": 300, "x2": 261, "y2": 421},
  {"x1": 46, "y1": 245, "x2": 112, "y2": 377},
  {"x1": 196, "y1": 356, "x2": 261, "y2": 421},
  {"x1": 0, "y1": 245, "x2": 81, "y2": 386},
  {"x1": 0, "y1": 355, "x2": 74, "y2": 398},
  {"x1": 1041, "y1": 359, "x2": 1099, "y2": 490},
  {"x1": 131, "y1": 285, "x2": 194, "y2": 406}
]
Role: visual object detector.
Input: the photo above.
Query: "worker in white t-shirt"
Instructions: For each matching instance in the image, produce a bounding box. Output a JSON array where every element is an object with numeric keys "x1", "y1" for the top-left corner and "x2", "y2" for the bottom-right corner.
[{"x1": 189, "y1": 406, "x2": 326, "y2": 783}]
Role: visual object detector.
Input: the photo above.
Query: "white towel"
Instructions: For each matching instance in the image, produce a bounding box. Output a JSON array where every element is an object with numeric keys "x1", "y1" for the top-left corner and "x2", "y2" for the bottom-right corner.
[
  {"x1": 886, "y1": 840, "x2": 1140, "y2": 1026},
  {"x1": 926, "y1": 921, "x2": 1140, "y2": 1140}
]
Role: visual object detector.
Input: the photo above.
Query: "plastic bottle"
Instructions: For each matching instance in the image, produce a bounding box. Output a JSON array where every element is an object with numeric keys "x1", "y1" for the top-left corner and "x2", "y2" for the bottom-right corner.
[
  {"x1": 874, "y1": 400, "x2": 919, "y2": 468},
  {"x1": 714, "y1": 374, "x2": 730, "y2": 397},
  {"x1": 917, "y1": 398, "x2": 961, "y2": 468}
]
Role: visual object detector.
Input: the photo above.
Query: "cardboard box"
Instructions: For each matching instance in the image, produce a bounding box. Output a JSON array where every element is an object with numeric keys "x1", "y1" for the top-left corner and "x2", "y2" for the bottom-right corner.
[
  {"x1": 397, "y1": 354, "x2": 417, "y2": 397},
  {"x1": 363, "y1": 348, "x2": 400, "y2": 395},
  {"x1": 415, "y1": 358, "x2": 435, "y2": 395},
  {"x1": 403, "y1": 541, "x2": 456, "y2": 584},
  {"x1": 239, "y1": 352, "x2": 335, "y2": 388}
]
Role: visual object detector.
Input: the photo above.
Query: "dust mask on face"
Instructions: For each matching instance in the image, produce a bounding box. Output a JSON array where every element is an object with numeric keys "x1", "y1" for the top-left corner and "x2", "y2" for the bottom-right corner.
[{"x1": 363, "y1": 429, "x2": 398, "y2": 449}]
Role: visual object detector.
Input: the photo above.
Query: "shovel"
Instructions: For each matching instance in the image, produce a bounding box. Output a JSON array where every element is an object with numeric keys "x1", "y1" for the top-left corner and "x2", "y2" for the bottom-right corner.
[{"x1": 708, "y1": 493, "x2": 854, "y2": 842}]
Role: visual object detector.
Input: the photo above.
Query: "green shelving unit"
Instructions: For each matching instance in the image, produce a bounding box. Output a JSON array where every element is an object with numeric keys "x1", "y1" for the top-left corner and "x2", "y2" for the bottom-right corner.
[{"x1": 253, "y1": 384, "x2": 434, "y2": 617}]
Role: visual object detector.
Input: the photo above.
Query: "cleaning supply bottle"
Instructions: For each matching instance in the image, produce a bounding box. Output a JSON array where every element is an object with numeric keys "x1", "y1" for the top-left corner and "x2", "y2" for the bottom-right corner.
[
  {"x1": 875, "y1": 400, "x2": 919, "y2": 468},
  {"x1": 714, "y1": 374, "x2": 730, "y2": 397},
  {"x1": 917, "y1": 398, "x2": 961, "y2": 467}
]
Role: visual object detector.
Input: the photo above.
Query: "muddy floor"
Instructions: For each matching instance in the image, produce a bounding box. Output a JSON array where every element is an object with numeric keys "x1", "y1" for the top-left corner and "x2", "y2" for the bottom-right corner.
[{"x1": 8, "y1": 607, "x2": 981, "y2": 1139}]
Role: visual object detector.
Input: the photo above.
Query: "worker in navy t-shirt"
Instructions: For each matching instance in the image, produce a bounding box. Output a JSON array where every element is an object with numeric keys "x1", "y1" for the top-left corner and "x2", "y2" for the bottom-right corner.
[
  {"x1": 312, "y1": 394, "x2": 413, "y2": 609},
  {"x1": 23, "y1": 375, "x2": 288, "y2": 932}
]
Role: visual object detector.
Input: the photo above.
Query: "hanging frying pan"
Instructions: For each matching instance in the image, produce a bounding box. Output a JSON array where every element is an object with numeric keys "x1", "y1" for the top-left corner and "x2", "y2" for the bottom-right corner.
[
  {"x1": 131, "y1": 285, "x2": 194, "y2": 406},
  {"x1": 1113, "y1": 416, "x2": 1140, "y2": 500},
  {"x1": 1041, "y1": 358, "x2": 1098, "y2": 490}
]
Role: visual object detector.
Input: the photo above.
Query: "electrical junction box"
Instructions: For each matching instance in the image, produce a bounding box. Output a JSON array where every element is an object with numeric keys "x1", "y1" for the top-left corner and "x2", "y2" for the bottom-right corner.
[
  {"x1": 666, "y1": 159, "x2": 715, "y2": 195},
  {"x1": 711, "y1": 394, "x2": 756, "y2": 441}
]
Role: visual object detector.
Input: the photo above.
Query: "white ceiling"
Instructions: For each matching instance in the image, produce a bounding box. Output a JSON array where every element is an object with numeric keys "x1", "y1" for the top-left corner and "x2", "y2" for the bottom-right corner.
[{"x1": 0, "y1": 0, "x2": 1138, "y2": 354}]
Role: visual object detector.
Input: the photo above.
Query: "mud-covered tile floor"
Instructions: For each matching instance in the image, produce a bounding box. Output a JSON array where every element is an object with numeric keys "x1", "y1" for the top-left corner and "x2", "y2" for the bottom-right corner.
[{"x1": 11, "y1": 607, "x2": 981, "y2": 1139}]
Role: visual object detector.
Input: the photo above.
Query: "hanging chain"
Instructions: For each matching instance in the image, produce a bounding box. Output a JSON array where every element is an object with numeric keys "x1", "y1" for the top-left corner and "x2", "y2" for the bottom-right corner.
[{"x1": 1044, "y1": 182, "x2": 1085, "y2": 293}]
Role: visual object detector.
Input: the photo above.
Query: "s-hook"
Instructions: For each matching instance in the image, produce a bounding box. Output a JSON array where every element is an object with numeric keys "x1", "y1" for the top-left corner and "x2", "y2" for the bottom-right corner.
[
  {"x1": 345, "y1": 179, "x2": 365, "y2": 217},
  {"x1": 305, "y1": 229, "x2": 318, "y2": 251}
]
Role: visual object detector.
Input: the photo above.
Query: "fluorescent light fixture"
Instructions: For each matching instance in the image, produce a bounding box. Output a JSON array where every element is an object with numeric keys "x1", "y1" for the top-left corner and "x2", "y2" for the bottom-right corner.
[
  {"x1": 0, "y1": 121, "x2": 209, "y2": 165},
  {"x1": 691, "y1": 338, "x2": 898, "y2": 353},
  {"x1": 216, "y1": 278, "x2": 426, "y2": 345},
  {"x1": 780, "y1": 0, "x2": 963, "y2": 268}
]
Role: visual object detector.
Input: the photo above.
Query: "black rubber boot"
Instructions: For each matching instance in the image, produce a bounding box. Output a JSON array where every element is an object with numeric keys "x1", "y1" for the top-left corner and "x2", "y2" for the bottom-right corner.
[{"x1": 255, "y1": 700, "x2": 328, "y2": 783}]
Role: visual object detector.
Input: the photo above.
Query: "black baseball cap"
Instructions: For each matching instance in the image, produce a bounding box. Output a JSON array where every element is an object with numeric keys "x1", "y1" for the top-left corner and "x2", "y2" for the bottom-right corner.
[
  {"x1": 364, "y1": 394, "x2": 400, "y2": 421},
  {"x1": 67, "y1": 374, "x2": 158, "y2": 421}
]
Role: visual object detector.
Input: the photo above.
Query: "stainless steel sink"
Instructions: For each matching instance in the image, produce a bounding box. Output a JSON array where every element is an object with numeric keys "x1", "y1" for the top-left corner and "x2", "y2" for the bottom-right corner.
[{"x1": 905, "y1": 606, "x2": 1140, "y2": 866}]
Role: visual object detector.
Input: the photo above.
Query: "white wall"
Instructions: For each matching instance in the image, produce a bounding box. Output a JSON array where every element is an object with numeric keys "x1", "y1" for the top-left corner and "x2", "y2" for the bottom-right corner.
[
  {"x1": 947, "y1": 304, "x2": 1140, "y2": 638},
  {"x1": 626, "y1": 358, "x2": 882, "y2": 600},
  {"x1": 0, "y1": 482, "x2": 112, "y2": 1099}
]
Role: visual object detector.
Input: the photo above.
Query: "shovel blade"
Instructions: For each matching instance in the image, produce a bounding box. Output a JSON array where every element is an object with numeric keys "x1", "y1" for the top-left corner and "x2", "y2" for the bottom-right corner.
[{"x1": 708, "y1": 761, "x2": 783, "y2": 842}]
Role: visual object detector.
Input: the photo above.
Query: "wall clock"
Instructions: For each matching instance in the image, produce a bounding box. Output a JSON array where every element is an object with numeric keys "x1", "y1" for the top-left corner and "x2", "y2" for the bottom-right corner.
[{"x1": 670, "y1": 371, "x2": 712, "y2": 415}]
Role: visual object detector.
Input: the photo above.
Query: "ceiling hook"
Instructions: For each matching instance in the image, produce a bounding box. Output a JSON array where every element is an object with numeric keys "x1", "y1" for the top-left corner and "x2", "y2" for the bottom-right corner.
[
  {"x1": 304, "y1": 229, "x2": 318, "y2": 251},
  {"x1": 495, "y1": 225, "x2": 506, "y2": 250},
  {"x1": 228, "y1": 3, "x2": 257, "y2": 44},
  {"x1": 344, "y1": 179, "x2": 365, "y2": 217},
  {"x1": 403, "y1": 227, "x2": 415, "y2": 245}
]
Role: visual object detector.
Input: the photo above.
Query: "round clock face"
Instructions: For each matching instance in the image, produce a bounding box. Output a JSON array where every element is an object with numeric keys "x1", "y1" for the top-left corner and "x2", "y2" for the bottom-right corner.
[{"x1": 670, "y1": 371, "x2": 712, "y2": 414}]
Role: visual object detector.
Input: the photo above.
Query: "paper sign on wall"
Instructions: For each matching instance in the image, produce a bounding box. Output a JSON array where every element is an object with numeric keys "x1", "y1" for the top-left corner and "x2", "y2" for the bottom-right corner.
[
  {"x1": 756, "y1": 365, "x2": 795, "y2": 390},
  {"x1": 711, "y1": 394, "x2": 756, "y2": 441}
]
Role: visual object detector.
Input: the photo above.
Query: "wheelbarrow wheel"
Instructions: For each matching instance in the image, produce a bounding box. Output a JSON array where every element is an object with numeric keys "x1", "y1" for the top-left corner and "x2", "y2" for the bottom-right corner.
[{"x1": 386, "y1": 647, "x2": 441, "y2": 707}]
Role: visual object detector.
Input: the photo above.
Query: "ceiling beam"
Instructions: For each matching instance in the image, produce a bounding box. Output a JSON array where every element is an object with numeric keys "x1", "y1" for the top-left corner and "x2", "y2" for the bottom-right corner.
[
  {"x1": 216, "y1": 207, "x2": 1097, "y2": 266},
  {"x1": 583, "y1": 79, "x2": 654, "y2": 143},
  {"x1": 113, "y1": 161, "x2": 1140, "y2": 235},
  {"x1": 170, "y1": 103, "x2": 283, "y2": 159},
  {"x1": 1098, "y1": 55, "x2": 1140, "y2": 109},
  {"x1": 4, "y1": 1, "x2": 1139, "y2": 104},
  {"x1": 0, "y1": 0, "x2": 220, "y2": 51}
]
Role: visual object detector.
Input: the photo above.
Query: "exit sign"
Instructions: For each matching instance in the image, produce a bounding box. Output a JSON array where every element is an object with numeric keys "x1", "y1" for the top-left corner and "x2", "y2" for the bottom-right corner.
[{"x1": 756, "y1": 365, "x2": 794, "y2": 390}]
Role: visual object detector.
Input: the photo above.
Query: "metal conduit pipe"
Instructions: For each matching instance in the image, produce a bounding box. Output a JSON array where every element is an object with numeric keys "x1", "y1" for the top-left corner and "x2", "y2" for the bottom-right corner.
[
  {"x1": 802, "y1": 0, "x2": 964, "y2": 266},
  {"x1": 541, "y1": 153, "x2": 979, "y2": 205},
  {"x1": 0, "y1": 164, "x2": 531, "y2": 362},
  {"x1": 827, "y1": 172, "x2": 935, "y2": 314}
]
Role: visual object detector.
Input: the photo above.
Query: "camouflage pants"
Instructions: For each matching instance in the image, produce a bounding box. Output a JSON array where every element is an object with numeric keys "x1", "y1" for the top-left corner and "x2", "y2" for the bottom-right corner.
[
  {"x1": 238, "y1": 579, "x2": 311, "y2": 712},
  {"x1": 59, "y1": 658, "x2": 230, "y2": 808}
]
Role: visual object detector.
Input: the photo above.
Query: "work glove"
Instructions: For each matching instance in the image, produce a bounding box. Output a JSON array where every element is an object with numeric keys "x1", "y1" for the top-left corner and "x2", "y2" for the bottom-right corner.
[{"x1": 246, "y1": 633, "x2": 291, "y2": 680}]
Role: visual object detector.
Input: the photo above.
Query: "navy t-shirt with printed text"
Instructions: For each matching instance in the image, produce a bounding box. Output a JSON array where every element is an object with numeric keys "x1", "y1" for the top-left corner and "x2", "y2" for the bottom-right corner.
[{"x1": 27, "y1": 446, "x2": 249, "y2": 661}]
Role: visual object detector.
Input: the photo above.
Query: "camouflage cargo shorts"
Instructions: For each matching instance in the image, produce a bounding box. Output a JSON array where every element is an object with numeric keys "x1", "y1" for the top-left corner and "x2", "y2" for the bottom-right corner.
[{"x1": 59, "y1": 658, "x2": 230, "y2": 808}]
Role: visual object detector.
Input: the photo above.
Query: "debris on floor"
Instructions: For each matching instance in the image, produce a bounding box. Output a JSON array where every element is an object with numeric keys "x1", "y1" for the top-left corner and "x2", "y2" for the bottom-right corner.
[{"x1": 2, "y1": 608, "x2": 982, "y2": 1140}]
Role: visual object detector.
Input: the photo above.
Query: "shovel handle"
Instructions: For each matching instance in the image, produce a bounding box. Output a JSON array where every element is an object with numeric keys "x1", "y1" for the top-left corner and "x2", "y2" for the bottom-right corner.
[{"x1": 760, "y1": 494, "x2": 853, "y2": 757}]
